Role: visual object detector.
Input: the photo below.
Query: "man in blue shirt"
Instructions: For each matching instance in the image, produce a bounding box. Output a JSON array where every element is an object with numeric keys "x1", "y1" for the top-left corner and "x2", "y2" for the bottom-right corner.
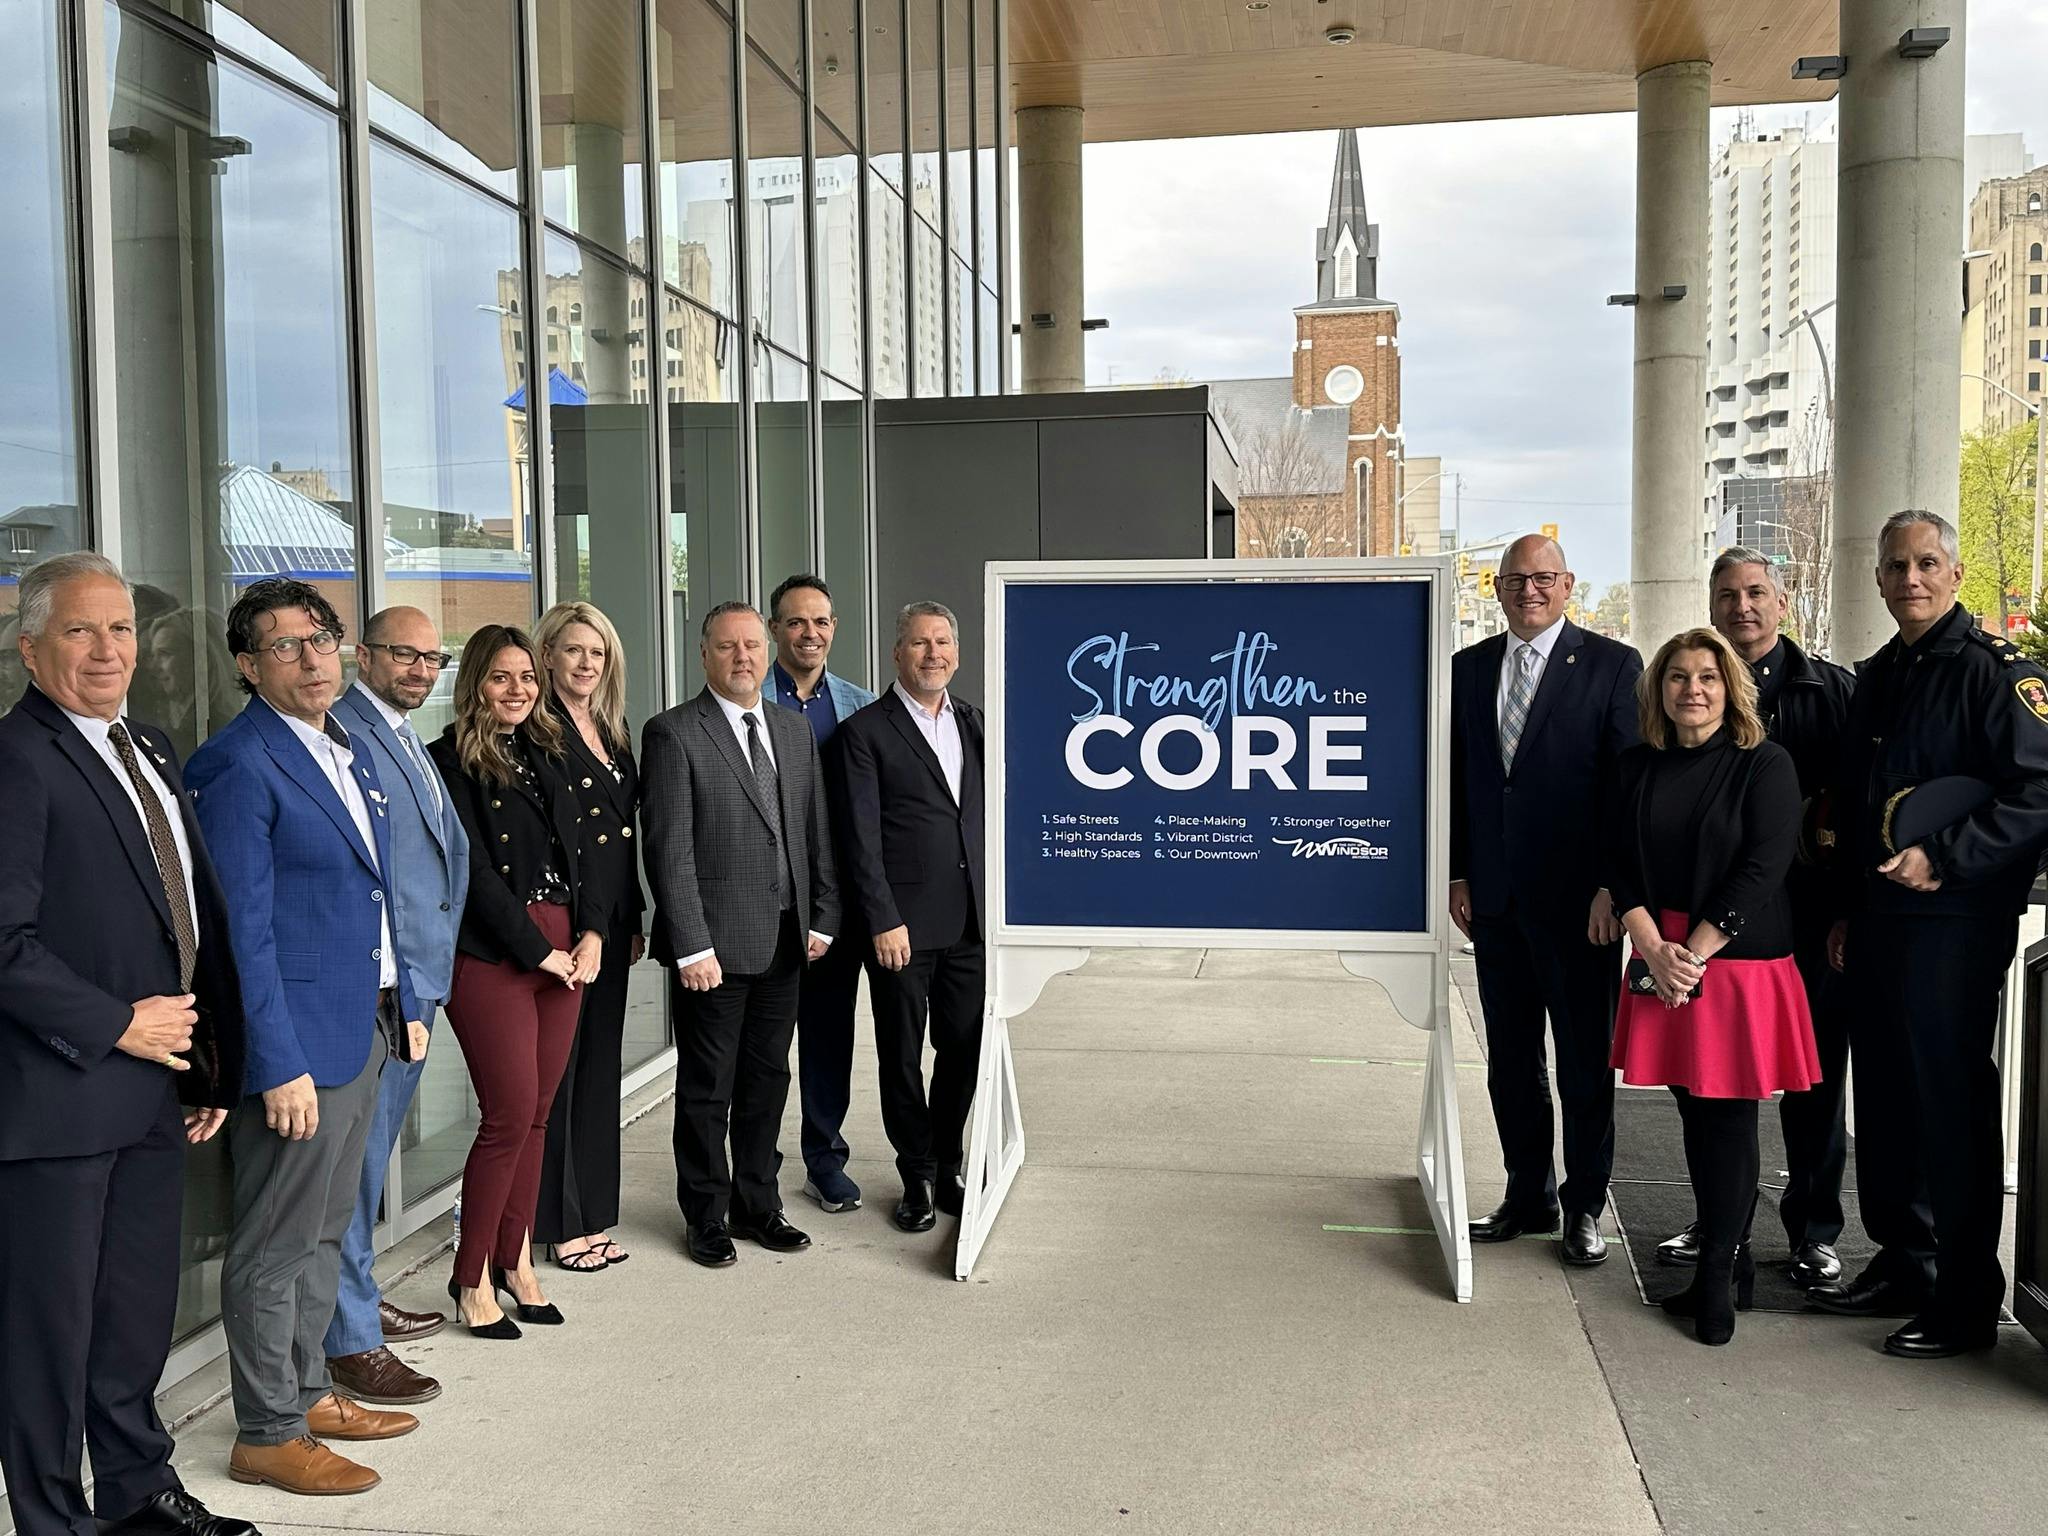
[{"x1": 769, "y1": 575, "x2": 875, "y2": 1212}]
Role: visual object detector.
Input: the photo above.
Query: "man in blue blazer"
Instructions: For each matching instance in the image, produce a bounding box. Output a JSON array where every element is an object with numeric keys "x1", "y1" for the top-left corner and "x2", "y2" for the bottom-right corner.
[
  {"x1": 321, "y1": 606, "x2": 470, "y2": 1407},
  {"x1": 1450, "y1": 535, "x2": 1642, "y2": 1266},
  {"x1": 188, "y1": 579, "x2": 425, "y2": 1497},
  {"x1": 768, "y1": 574, "x2": 877, "y2": 1213}
]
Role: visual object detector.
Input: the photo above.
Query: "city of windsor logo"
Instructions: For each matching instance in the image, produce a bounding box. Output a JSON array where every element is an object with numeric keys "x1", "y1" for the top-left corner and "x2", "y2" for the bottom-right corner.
[{"x1": 2017, "y1": 675, "x2": 2048, "y2": 727}]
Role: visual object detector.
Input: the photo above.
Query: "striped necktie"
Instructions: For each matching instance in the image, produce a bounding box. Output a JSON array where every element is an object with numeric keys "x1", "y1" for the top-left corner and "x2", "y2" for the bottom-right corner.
[
  {"x1": 398, "y1": 719, "x2": 443, "y2": 818},
  {"x1": 1499, "y1": 642, "x2": 1538, "y2": 773}
]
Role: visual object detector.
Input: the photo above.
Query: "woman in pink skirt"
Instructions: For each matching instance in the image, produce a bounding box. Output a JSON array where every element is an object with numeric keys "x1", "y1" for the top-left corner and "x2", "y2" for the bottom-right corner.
[{"x1": 1607, "y1": 626, "x2": 1820, "y2": 1345}]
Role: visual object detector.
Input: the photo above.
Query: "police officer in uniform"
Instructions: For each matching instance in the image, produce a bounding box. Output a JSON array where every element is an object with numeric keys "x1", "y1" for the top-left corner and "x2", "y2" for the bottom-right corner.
[
  {"x1": 1808, "y1": 510, "x2": 2048, "y2": 1358},
  {"x1": 1656, "y1": 548, "x2": 1858, "y2": 1287}
]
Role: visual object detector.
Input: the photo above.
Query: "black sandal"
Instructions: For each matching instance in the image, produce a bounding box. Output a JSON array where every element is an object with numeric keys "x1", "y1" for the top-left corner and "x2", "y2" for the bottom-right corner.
[
  {"x1": 593, "y1": 1237, "x2": 630, "y2": 1266},
  {"x1": 551, "y1": 1242, "x2": 607, "y2": 1273}
]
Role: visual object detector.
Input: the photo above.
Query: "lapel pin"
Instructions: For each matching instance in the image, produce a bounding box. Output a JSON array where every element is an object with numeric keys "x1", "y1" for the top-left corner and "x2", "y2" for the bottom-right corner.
[
  {"x1": 152, "y1": 753, "x2": 168, "y2": 765},
  {"x1": 368, "y1": 788, "x2": 389, "y2": 805},
  {"x1": 1566, "y1": 654, "x2": 1577, "y2": 665}
]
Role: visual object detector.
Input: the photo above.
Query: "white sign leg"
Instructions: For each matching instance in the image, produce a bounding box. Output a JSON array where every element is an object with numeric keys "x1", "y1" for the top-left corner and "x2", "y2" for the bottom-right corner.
[{"x1": 1415, "y1": 1014, "x2": 1474, "y2": 1303}]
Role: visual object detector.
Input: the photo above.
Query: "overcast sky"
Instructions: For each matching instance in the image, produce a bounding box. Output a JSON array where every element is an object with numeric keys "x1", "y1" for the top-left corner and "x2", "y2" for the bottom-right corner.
[{"x1": 1078, "y1": 0, "x2": 2048, "y2": 597}]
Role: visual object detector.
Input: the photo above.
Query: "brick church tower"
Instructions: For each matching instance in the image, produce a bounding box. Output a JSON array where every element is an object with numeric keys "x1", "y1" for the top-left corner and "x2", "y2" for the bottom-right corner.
[{"x1": 1292, "y1": 129, "x2": 1402, "y2": 555}]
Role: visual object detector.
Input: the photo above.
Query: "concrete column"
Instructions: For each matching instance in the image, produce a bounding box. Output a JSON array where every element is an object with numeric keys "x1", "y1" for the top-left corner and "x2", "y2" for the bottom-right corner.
[
  {"x1": 1016, "y1": 105, "x2": 1084, "y2": 393},
  {"x1": 1629, "y1": 61, "x2": 1712, "y2": 656},
  {"x1": 1830, "y1": 0, "x2": 1966, "y2": 660}
]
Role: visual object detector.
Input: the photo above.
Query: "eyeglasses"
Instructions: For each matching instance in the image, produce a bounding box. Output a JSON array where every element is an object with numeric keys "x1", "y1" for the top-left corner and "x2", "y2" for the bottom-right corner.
[
  {"x1": 1498, "y1": 572, "x2": 1564, "y2": 594},
  {"x1": 363, "y1": 641, "x2": 453, "y2": 670},
  {"x1": 253, "y1": 629, "x2": 342, "y2": 662}
]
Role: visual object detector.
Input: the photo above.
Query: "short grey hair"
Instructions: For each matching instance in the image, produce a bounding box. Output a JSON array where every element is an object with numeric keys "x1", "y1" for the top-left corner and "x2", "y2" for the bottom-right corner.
[
  {"x1": 700, "y1": 599, "x2": 766, "y2": 639},
  {"x1": 1709, "y1": 546, "x2": 1787, "y2": 597},
  {"x1": 895, "y1": 600, "x2": 959, "y2": 646},
  {"x1": 1877, "y1": 509, "x2": 1960, "y2": 565},
  {"x1": 18, "y1": 551, "x2": 129, "y2": 639}
]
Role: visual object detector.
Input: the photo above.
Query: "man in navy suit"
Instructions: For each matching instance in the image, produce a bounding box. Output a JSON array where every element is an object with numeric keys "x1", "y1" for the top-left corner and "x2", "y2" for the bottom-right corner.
[
  {"x1": 188, "y1": 580, "x2": 425, "y2": 1497},
  {"x1": 0, "y1": 553, "x2": 255, "y2": 1536},
  {"x1": 1450, "y1": 535, "x2": 1641, "y2": 1266},
  {"x1": 321, "y1": 607, "x2": 469, "y2": 1407}
]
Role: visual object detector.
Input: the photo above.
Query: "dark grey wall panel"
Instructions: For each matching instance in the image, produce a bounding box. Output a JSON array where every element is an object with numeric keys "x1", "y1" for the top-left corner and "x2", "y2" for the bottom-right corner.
[{"x1": 1037, "y1": 415, "x2": 1208, "y2": 561}]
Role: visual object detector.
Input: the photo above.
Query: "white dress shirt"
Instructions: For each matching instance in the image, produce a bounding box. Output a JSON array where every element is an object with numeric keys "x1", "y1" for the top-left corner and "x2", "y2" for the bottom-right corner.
[
  {"x1": 352, "y1": 679, "x2": 443, "y2": 817},
  {"x1": 677, "y1": 690, "x2": 830, "y2": 971},
  {"x1": 265, "y1": 699, "x2": 399, "y2": 988},
  {"x1": 1495, "y1": 616, "x2": 1566, "y2": 734},
  {"x1": 62, "y1": 704, "x2": 200, "y2": 931},
  {"x1": 893, "y1": 682, "x2": 962, "y2": 804}
]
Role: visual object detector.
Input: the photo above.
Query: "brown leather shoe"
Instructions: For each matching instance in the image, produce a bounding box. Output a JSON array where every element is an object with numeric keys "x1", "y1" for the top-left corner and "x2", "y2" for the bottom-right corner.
[
  {"x1": 228, "y1": 1434, "x2": 379, "y2": 1495},
  {"x1": 328, "y1": 1344, "x2": 442, "y2": 1405},
  {"x1": 379, "y1": 1297, "x2": 446, "y2": 1340},
  {"x1": 305, "y1": 1390, "x2": 418, "y2": 1441}
]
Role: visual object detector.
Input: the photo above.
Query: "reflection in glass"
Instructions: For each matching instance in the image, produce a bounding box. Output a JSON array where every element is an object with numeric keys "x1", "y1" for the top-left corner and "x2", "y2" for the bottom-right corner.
[
  {"x1": 0, "y1": 0, "x2": 86, "y2": 705},
  {"x1": 537, "y1": 0, "x2": 648, "y2": 266},
  {"x1": 812, "y1": 0, "x2": 859, "y2": 147},
  {"x1": 869, "y1": 174, "x2": 908, "y2": 398},
  {"x1": 913, "y1": 217, "x2": 944, "y2": 396},
  {"x1": 820, "y1": 379, "x2": 869, "y2": 684},
  {"x1": 975, "y1": 0, "x2": 997, "y2": 280},
  {"x1": 544, "y1": 232, "x2": 662, "y2": 734},
  {"x1": 134, "y1": 0, "x2": 339, "y2": 100},
  {"x1": 746, "y1": 50, "x2": 808, "y2": 359},
  {"x1": 369, "y1": 143, "x2": 533, "y2": 748},
  {"x1": 950, "y1": 255, "x2": 972, "y2": 395},
  {"x1": 867, "y1": 0, "x2": 904, "y2": 191},
  {"x1": 979, "y1": 282, "x2": 999, "y2": 394},
  {"x1": 745, "y1": 0, "x2": 803, "y2": 89},
  {"x1": 656, "y1": 0, "x2": 737, "y2": 315},
  {"x1": 909, "y1": 0, "x2": 939, "y2": 223},
  {"x1": 754, "y1": 345, "x2": 810, "y2": 591},
  {"x1": 665, "y1": 290, "x2": 744, "y2": 698},
  {"x1": 368, "y1": 0, "x2": 520, "y2": 197},
  {"x1": 107, "y1": 5, "x2": 356, "y2": 1340},
  {"x1": 945, "y1": 0, "x2": 971, "y2": 258},
  {"x1": 815, "y1": 118, "x2": 863, "y2": 388}
]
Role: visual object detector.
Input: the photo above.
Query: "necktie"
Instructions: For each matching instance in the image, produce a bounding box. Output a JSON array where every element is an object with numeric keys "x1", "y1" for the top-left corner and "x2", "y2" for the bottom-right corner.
[
  {"x1": 398, "y1": 719, "x2": 443, "y2": 818},
  {"x1": 1499, "y1": 643, "x2": 1538, "y2": 774},
  {"x1": 744, "y1": 711, "x2": 778, "y2": 804},
  {"x1": 108, "y1": 723, "x2": 197, "y2": 990}
]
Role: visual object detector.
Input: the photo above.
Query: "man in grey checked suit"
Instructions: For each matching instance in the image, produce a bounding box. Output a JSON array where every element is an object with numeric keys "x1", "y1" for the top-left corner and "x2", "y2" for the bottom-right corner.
[
  {"x1": 642, "y1": 601, "x2": 839, "y2": 1268},
  {"x1": 323, "y1": 608, "x2": 469, "y2": 1405}
]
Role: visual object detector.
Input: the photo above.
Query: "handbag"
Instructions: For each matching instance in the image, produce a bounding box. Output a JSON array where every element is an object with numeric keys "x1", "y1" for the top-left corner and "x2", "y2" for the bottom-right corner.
[{"x1": 1626, "y1": 954, "x2": 1701, "y2": 1002}]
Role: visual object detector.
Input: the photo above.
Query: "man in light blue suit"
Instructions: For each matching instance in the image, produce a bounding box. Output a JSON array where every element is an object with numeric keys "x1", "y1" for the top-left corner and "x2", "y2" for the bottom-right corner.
[
  {"x1": 322, "y1": 607, "x2": 469, "y2": 1408},
  {"x1": 189, "y1": 579, "x2": 425, "y2": 1497}
]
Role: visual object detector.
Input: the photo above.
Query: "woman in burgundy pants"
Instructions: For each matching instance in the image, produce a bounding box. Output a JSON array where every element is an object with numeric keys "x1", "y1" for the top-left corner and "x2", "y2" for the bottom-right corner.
[{"x1": 428, "y1": 626, "x2": 613, "y2": 1337}]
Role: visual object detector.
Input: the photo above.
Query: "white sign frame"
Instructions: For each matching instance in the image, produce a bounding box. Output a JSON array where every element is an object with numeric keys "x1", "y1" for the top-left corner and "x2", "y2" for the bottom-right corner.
[{"x1": 957, "y1": 557, "x2": 1471, "y2": 1302}]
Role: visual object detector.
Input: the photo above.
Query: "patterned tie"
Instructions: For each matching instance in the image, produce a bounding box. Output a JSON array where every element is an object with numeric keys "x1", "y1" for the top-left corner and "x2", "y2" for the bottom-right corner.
[
  {"x1": 398, "y1": 719, "x2": 443, "y2": 818},
  {"x1": 1499, "y1": 643, "x2": 1538, "y2": 774},
  {"x1": 745, "y1": 712, "x2": 792, "y2": 907},
  {"x1": 108, "y1": 723, "x2": 197, "y2": 990}
]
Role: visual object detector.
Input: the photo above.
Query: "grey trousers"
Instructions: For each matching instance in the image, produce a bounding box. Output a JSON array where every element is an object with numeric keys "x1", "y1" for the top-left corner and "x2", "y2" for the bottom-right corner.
[{"x1": 222, "y1": 1028, "x2": 386, "y2": 1444}]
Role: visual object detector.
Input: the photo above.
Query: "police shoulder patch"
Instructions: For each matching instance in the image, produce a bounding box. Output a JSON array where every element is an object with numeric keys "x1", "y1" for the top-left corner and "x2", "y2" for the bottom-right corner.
[{"x1": 2015, "y1": 673, "x2": 2048, "y2": 725}]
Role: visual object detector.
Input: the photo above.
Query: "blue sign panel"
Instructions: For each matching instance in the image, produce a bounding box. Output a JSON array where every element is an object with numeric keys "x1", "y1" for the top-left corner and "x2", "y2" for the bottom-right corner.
[{"x1": 1002, "y1": 577, "x2": 1430, "y2": 934}]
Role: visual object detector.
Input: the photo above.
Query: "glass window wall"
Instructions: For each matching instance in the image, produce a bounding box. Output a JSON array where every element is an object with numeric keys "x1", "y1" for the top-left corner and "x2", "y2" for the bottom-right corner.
[
  {"x1": 134, "y1": 0, "x2": 340, "y2": 102},
  {"x1": 867, "y1": 0, "x2": 904, "y2": 193},
  {"x1": 869, "y1": 174, "x2": 907, "y2": 398},
  {"x1": 944, "y1": 0, "x2": 970, "y2": 261},
  {"x1": 1, "y1": 0, "x2": 87, "y2": 714},
  {"x1": 745, "y1": 49, "x2": 808, "y2": 360},
  {"x1": 538, "y1": 0, "x2": 648, "y2": 267},
  {"x1": 816, "y1": 116, "x2": 863, "y2": 387},
  {"x1": 950, "y1": 253, "x2": 971, "y2": 395},
  {"x1": 656, "y1": 0, "x2": 737, "y2": 314},
  {"x1": 819, "y1": 377, "x2": 869, "y2": 684},
  {"x1": 368, "y1": 0, "x2": 520, "y2": 197},
  {"x1": 979, "y1": 282, "x2": 999, "y2": 394},
  {"x1": 754, "y1": 345, "x2": 810, "y2": 589},
  {"x1": 913, "y1": 218, "x2": 944, "y2": 396},
  {"x1": 974, "y1": 0, "x2": 996, "y2": 284},
  {"x1": 666, "y1": 292, "x2": 744, "y2": 697}
]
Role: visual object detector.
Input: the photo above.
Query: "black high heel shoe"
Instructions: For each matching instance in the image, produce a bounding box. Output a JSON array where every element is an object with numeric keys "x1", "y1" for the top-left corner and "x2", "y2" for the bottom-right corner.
[
  {"x1": 1732, "y1": 1244, "x2": 1756, "y2": 1313},
  {"x1": 490, "y1": 1266, "x2": 565, "y2": 1325},
  {"x1": 448, "y1": 1278, "x2": 522, "y2": 1339},
  {"x1": 1661, "y1": 1243, "x2": 1751, "y2": 1344}
]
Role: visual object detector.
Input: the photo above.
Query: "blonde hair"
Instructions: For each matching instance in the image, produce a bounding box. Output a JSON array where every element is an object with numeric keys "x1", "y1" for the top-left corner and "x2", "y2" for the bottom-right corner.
[
  {"x1": 452, "y1": 625, "x2": 565, "y2": 787},
  {"x1": 1637, "y1": 627, "x2": 1766, "y2": 750},
  {"x1": 536, "y1": 600, "x2": 629, "y2": 752}
]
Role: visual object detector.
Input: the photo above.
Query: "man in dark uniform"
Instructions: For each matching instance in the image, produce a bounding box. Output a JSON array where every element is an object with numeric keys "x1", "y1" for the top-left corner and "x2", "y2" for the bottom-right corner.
[
  {"x1": 1808, "y1": 510, "x2": 2048, "y2": 1358},
  {"x1": 1655, "y1": 549, "x2": 1857, "y2": 1286}
]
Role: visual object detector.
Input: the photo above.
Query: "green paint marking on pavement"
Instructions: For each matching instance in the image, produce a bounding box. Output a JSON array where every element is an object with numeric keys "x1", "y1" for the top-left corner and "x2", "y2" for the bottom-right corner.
[{"x1": 1322, "y1": 1224, "x2": 1436, "y2": 1237}]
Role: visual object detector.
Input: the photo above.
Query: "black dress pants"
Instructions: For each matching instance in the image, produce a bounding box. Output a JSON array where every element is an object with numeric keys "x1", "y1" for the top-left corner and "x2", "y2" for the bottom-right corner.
[
  {"x1": 1776, "y1": 954, "x2": 1851, "y2": 1247},
  {"x1": 1846, "y1": 910, "x2": 2018, "y2": 1329},
  {"x1": 865, "y1": 931, "x2": 986, "y2": 1188},
  {"x1": 1470, "y1": 906, "x2": 1620, "y2": 1218},
  {"x1": 796, "y1": 932, "x2": 865, "y2": 1179},
  {"x1": 671, "y1": 913, "x2": 801, "y2": 1228},
  {"x1": 0, "y1": 1093, "x2": 184, "y2": 1536},
  {"x1": 535, "y1": 922, "x2": 634, "y2": 1244}
]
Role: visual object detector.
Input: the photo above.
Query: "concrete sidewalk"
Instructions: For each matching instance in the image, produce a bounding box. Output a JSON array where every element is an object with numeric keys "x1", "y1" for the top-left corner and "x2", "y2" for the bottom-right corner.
[{"x1": 146, "y1": 950, "x2": 2048, "y2": 1533}]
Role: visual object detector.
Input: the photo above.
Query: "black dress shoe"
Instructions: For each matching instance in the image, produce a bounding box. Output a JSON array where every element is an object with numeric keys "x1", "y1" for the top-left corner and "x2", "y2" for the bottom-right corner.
[
  {"x1": 933, "y1": 1173, "x2": 966, "y2": 1218},
  {"x1": 1787, "y1": 1241, "x2": 1843, "y2": 1289},
  {"x1": 99, "y1": 1486, "x2": 261, "y2": 1535},
  {"x1": 728, "y1": 1211, "x2": 812, "y2": 1252},
  {"x1": 686, "y1": 1221, "x2": 739, "y2": 1268},
  {"x1": 488, "y1": 1266, "x2": 564, "y2": 1324},
  {"x1": 1468, "y1": 1202, "x2": 1560, "y2": 1243},
  {"x1": 894, "y1": 1181, "x2": 937, "y2": 1233},
  {"x1": 1807, "y1": 1274, "x2": 1924, "y2": 1318},
  {"x1": 1560, "y1": 1212, "x2": 1609, "y2": 1267},
  {"x1": 1655, "y1": 1221, "x2": 1700, "y2": 1267},
  {"x1": 1883, "y1": 1316, "x2": 1999, "y2": 1359}
]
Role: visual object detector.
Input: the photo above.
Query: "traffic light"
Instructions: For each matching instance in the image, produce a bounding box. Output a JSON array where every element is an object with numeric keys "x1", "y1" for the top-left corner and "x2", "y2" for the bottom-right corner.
[
  {"x1": 1479, "y1": 570, "x2": 1496, "y2": 599},
  {"x1": 1540, "y1": 522, "x2": 1560, "y2": 542},
  {"x1": 1457, "y1": 552, "x2": 1471, "y2": 579}
]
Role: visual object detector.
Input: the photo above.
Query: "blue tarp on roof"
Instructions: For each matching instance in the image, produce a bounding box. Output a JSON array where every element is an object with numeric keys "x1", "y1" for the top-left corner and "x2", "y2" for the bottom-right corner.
[{"x1": 503, "y1": 366, "x2": 589, "y2": 410}]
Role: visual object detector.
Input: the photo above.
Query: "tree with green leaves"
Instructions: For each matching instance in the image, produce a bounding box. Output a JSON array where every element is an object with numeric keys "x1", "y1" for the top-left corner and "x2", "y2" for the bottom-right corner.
[{"x1": 1956, "y1": 418, "x2": 2040, "y2": 631}]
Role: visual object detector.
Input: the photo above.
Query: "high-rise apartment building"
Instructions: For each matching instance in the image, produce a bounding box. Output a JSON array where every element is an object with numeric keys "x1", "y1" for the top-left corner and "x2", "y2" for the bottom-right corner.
[{"x1": 1963, "y1": 169, "x2": 2048, "y2": 436}]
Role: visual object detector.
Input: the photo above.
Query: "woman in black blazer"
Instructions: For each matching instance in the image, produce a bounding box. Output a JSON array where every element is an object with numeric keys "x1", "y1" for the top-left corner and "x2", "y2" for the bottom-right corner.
[
  {"x1": 1606, "y1": 626, "x2": 1818, "y2": 1347},
  {"x1": 532, "y1": 602, "x2": 646, "y2": 1273},
  {"x1": 428, "y1": 625, "x2": 611, "y2": 1337}
]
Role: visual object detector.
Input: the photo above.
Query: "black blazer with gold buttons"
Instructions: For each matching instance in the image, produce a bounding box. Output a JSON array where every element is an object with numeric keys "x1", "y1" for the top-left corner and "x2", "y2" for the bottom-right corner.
[
  {"x1": 557, "y1": 719, "x2": 645, "y2": 940},
  {"x1": 429, "y1": 725, "x2": 613, "y2": 970}
]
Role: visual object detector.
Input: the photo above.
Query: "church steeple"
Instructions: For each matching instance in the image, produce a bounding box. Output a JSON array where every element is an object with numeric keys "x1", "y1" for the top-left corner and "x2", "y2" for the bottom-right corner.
[{"x1": 1315, "y1": 128, "x2": 1378, "y2": 303}]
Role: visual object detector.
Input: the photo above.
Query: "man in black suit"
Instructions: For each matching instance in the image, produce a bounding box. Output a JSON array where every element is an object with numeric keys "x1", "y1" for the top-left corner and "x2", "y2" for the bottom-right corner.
[
  {"x1": 642, "y1": 602, "x2": 839, "y2": 1268},
  {"x1": 833, "y1": 600, "x2": 987, "y2": 1232},
  {"x1": 1451, "y1": 535, "x2": 1642, "y2": 1266},
  {"x1": 0, "y1": 552, "x2": 256, "y2": 1536}
]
